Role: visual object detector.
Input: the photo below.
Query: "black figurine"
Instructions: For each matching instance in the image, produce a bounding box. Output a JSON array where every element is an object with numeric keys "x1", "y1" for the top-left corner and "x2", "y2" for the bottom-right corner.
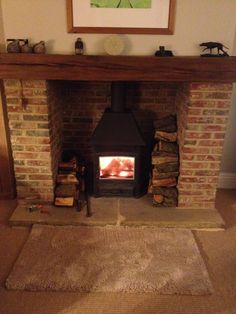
[
  {"x1": 200, "y1": 42, "x2": 229, "y2": 57},
  {"x1": 155, "y1": 46, "x2": 173, "y2": 57}
]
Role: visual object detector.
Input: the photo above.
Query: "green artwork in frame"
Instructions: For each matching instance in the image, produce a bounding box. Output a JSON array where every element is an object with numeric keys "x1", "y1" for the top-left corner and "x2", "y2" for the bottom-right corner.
[{"x1": 91, "y1": 0, "x2": 152, "y2": 9}]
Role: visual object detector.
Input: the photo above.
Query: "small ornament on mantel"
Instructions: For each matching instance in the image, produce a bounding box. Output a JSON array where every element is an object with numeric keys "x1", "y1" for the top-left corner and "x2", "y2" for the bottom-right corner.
[
  {"x1": 75, "y1": 38, "x2": 84, "y2": 55},
  {"x1": 21, "y1": 39, "x2": 33, "y2": 53},
  {"x1": 200, "y1": 42, "x2": 229, "y2": 57},
  {"x1": 155, "y1": 46, "x2": 173, "y2": 57},
  {"x1": 6, "y1": 39, "x2": 25, "y2": 53},
  {"x1": 33, "y1": 41, "x2": 46, "y2": 54}
]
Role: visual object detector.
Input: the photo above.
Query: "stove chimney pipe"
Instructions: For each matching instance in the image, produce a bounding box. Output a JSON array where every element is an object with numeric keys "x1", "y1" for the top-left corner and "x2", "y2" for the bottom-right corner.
[{"x1": 111, "y1": 82, "x2": 126, "y2": 113}]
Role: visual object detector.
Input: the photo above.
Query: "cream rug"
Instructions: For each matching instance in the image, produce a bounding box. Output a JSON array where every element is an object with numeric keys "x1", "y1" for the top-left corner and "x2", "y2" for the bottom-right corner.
[{"x1": 6, "y1": 225, "x2": 213, "y2": 294}]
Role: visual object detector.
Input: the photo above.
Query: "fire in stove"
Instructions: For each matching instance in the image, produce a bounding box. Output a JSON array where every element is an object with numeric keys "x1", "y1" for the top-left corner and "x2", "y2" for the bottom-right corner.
[{"x1": 99, "y1": 156, "x2": 135, "y2": 180}]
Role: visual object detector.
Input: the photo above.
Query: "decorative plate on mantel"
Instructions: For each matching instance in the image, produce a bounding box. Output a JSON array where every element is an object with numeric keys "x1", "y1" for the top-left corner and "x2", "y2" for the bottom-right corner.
[{"x1": 104, "y1": 35, "x2": 125, "y2": 56}]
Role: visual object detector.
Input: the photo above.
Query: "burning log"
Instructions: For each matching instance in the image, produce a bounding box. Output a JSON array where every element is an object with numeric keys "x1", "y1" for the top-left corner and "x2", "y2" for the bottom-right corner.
[{"x1": 100, "y1": 157, "x2": 134, "y2": 179}]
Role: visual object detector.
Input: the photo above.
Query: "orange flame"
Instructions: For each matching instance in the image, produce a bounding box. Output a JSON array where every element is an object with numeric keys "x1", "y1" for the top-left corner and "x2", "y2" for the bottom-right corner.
[{"x1": 99, "y1": 156, "x2": 134, "y2": 179}]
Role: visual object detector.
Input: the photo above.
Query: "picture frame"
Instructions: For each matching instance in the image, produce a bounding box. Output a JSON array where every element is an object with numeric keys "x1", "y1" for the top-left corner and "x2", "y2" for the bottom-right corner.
[{"x1": 67, "y1": 0, "x2": 176, "y2": 35}]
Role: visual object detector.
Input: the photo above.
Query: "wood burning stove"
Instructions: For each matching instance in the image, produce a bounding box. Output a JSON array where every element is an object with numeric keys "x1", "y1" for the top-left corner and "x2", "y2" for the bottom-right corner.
[{"x1": 91, "y1": 82, "x2": 148, "y2": 197}]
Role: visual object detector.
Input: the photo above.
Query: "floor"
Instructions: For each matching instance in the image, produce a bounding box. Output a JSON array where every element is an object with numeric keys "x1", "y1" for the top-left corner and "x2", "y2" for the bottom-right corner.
[{"x1": 0, "y1": 189, "x2": 236, "y2": 314}]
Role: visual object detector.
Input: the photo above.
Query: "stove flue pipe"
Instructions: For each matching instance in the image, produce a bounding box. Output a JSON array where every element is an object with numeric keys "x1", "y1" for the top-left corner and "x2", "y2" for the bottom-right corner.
[{"x1": 111, "y1": 82, "x2": 126, "y2": 113}]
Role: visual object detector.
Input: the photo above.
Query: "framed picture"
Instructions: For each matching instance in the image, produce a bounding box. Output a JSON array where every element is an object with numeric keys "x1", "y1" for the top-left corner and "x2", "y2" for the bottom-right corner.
[{"x1": 67, "y1": 0, "x2": 176, "y2": 34}]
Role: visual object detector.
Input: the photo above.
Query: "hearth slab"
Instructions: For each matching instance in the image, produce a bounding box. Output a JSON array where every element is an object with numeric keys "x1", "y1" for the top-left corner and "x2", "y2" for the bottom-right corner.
[
  {"x1": 119, "y1": 196, "x2": 225, "y2": 229},
  {"x1": 9, "y1": 199, "x2": 118, "y2": 227},
  {"x1": 9, "y1": 196, "x2": 225, "y2": 229}
]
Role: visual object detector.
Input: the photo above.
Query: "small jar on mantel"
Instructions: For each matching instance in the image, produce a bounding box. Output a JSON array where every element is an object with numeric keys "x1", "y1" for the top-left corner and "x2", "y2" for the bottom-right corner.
[{"x1": 75, "y1": 38, "x2": 84, "y2": 55}]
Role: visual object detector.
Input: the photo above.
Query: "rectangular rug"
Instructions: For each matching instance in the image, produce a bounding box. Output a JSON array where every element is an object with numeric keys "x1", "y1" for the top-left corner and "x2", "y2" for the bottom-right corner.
[{"x1": 6, "y1": 225, "x2": 213, "y2": 294}]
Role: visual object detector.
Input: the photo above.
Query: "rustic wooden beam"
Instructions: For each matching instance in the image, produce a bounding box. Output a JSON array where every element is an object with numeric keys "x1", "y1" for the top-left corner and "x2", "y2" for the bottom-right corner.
[
  {"x1": 0, "y1": 80, "x2": 15, "y2": 199},
  {"x1": 0, "y1": 53, "x2": 236, "y2": 82}
]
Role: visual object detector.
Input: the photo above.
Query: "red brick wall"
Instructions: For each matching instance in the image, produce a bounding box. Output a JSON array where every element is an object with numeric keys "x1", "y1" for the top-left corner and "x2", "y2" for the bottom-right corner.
[
  {"x1": 57, "y1": 81, "x2": 178, "y2": 161},
  {"x1": 4, "y1": 80, "x2": 233, "y2": 209},
  {"x1": 3, "y1": 79, "x2": 58, "y2": 202},
  {"x1": 177, "y1": 83, "x2": 233, "y2": 209},
  {"x1": 47, "y1": 82, "x2": 63, "y2": 185}
]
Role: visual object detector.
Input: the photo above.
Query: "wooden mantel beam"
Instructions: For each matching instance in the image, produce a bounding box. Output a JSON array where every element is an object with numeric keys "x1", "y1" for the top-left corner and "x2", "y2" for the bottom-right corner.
[{"x1": 0, "y1": 53, "x2": 236, "y2": 82}]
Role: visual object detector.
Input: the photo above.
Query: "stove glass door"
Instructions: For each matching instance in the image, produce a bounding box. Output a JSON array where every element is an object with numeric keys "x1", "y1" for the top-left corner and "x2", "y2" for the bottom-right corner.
[{"x1": 99, "y1": 156, "x2": 135, "y2": 180}]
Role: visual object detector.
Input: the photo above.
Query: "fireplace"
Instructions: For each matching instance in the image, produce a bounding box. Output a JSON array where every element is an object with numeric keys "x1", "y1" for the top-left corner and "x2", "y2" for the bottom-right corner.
[
  {"x1": 1, "y1": 54, "x2": 235, "y2": 210},
  {"x1": 91, "y1": 82, "x2": 148, "y2": 197}
]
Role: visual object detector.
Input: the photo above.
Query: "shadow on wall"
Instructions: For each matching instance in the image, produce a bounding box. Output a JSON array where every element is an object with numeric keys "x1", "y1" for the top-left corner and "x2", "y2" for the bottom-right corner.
[
  {"x1": 220, "y1": 27, "x2": 236, "y2": 175},
  {"x1": 0, "y1": 43, "x2": 6, "y2": 52}
]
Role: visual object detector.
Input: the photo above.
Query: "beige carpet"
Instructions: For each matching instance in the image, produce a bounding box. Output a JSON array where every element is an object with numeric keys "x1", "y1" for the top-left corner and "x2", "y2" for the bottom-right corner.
[{"x1": 6, "y1": 225, "x2": 213, "y2": 294}]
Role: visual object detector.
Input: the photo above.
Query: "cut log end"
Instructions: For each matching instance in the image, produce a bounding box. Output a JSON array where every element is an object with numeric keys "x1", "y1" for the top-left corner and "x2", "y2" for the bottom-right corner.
[{"x1": 153, "y1": 194, "x2": 164, "y2": 204}]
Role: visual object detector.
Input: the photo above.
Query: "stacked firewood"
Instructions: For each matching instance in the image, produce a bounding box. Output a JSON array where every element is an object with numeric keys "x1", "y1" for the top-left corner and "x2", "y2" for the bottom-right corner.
[
  {"x1": 149, "y1": 115, "x2": 179, "y2": 207},
  {"x1": 54, "y1": 153, "x2": 86, "y2": 210}
]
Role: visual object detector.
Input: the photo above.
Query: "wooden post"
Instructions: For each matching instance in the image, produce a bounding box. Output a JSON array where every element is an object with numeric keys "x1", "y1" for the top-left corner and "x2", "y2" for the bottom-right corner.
[{"x1": 0, "y1": 80, "x2": 15, "y2": 199}]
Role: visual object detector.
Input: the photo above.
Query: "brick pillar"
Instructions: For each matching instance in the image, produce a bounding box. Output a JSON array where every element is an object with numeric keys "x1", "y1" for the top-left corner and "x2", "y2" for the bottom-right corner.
[
  {"x1": 177, "y1": 82, "x2": 233, "y2": 209},
  {"x1": 3, "y1": 79, "x2": 62, "y2": 203}
]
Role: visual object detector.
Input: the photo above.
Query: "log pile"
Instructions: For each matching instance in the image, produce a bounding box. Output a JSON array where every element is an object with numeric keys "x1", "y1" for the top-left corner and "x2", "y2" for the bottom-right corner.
[
  {"x1": 54, "y1": 152, "x2": 86, "y2": 210},
  {"x1": 150, "y1": 115, "x2": 179, "y2": 207}
]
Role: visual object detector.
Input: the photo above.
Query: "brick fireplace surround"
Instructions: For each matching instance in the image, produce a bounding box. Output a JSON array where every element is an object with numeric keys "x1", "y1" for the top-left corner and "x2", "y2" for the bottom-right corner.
[{"x1": 1, "y1": 54, "x2": 236, "y2": 210}]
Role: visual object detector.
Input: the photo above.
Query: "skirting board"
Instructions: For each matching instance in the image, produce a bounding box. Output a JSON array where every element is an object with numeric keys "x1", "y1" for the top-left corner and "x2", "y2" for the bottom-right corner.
[{"x1": 218, "y1": 172, "x2": 236, "y2": 189}]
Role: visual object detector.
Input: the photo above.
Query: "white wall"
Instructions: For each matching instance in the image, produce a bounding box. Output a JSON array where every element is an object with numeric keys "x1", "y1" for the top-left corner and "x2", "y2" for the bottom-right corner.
[
  {"x1": 219, "y1": 29, "x2": 236, "y2": 188},
  {"x1": 1, "y1": 0, "x2": 236, "y2": 56},
  {"x1": 0, "y1": 0, "x2": 5, "y2": 50},
  {"x1": 1, "y1": 0, "x2": 236, "y2": 182}
]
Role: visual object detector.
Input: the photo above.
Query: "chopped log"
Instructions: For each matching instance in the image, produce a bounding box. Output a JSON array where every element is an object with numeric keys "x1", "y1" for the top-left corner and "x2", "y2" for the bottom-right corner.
[
  {"x1": 155, "y1": 131, "x2": 177, "y2": 142},
  {"x1": 58, "y1": 169, "x2": 77, "y2": 174},
  {"x1": 148, "y1": 185, "x2": 153, "y2": 194},
  {"x1": 152, "y1": 187, "x2": 178, "y2": 198},
  {"x1": 159, "y1": 140, "x2": 179, "y2": 154},
  {"x1": 57, "y1": 174, "x2": 79, "y2": 184},
  {"x1": 152, "y1": 143, "x2": 158, "y2": 152},
  {"x1": 154, "y1": 162, "x2": 179, "y2": 173},
  {"x1": 59, "y1": 160, "x2": 77, "y2": 170},
  {"x1": 152, "y1": 151, "x2": 178, "y2": 165},
  {"x1": 55, "y1": 184, "x2": 77, "y2": 197},
  {"x1": 152, "y1": 168, "x2": 179, "y2": 179},
  {"x1": 154, "y1": 115, "x2": 177, "y2": 132},
  {"x1": 163, "y1": 198, "x2": 178, "y2": 207},
  {"x1": 147, "y1": 177, "x2": 153, "y2": 194},
  {"x1": 152, "y1": 177, "x2": 177, "y2": 187},
  {"x1": 54, "y1": 196, "x2": 74, "y2": 207},
  {"x1": 153, "y1": 196, "x2": 177, "y2": 207},
  {"x1": 153, "y1": 187, "x2": 178, "y2": 207},
  {"x1": 153, "y1": 194, "x2": 164, "y2": 204}
]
